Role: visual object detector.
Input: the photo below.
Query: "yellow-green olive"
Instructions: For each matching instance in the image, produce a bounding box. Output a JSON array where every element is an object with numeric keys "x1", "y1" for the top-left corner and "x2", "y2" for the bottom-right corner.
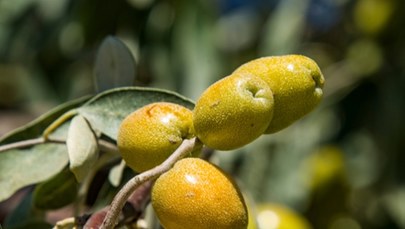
[
  {"x1": 193, "y1": 74, "x2": 274, "y2": 150},
  {"x1": 234, "y1": 55, "x2": 325, "y2": 133}
]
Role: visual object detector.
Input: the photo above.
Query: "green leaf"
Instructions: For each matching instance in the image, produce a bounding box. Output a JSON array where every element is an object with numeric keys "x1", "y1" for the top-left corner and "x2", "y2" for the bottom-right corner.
[
  {"x1": 6, "y1": 220, "x2": 52, "y2": 229},
  {"x1": 0, "y1": 143, "x2": 69, "y2": 202},
  {"x1": 33, "y1": 167, "x2": 78, "y2": 210},
  {"x1": 4, "y1": 191, "x2": 37, "y2": 228},
  {"x1": 108, "y1": 160, "x2": 126, "y2": 187},
  {"x1": 0, "y1": 96, "x2": 91, "y2": 145},
  {"x1": 67, "y1": 115, "x2": 99, "y2": 182},
  {"x1": 47, "y1": 119, "x2": 71, "y2": 140},
  {"x1": 94, "y1": 36, "x2": 136, "y2": 92},
  {"x1": 78, "y1": 87, "x2": 195, "y2": 140}
]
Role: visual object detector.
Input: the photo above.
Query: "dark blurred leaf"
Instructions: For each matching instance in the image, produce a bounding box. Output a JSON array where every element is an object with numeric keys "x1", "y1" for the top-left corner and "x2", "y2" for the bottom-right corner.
[
  {"x1": 7, "y1": 220, "x2": 52, "y2": 229},
  {"x1": 33, "y1": 167, "x2": 78, "y2": 210},
  {"x1": 67, "y1": 115, "x2": 99, "y2": 182},
  {"x1": 4, "y1": 191, "x2": 37, "y2": 228},
  {"x1": 94, "y1": 36, "x2": 136, "y2": 92},
  {"x1": 90, "y1": 166, "x2": 137, "y2": 211},
  {"x1": 0, "y1": 96, "x2": 91, "y2": 144},
  {"x1": 0, "y1": 143, "x2": 68, "y2": 202},
  {"x1": 78, "y1": 87, "x2": 194, "y2": 140}
]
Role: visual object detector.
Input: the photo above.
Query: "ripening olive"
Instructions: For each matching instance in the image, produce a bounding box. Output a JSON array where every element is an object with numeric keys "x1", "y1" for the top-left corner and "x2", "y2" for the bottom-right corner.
[
  {"x1": 151, "y1": 158, "x2": 248, "y2": 229},
  {"x1": 233, "y1": 55, "x2": 325, "y2": 133},
  {"x1": 193, "y1": 74, "x2": 274, "y2": 150},
  {"x1": 117, "y1": 102, "x2": 195, "y2": 172}
]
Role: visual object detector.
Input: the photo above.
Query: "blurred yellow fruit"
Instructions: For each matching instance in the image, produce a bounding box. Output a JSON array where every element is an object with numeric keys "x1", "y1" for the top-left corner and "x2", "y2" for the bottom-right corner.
[
  {"x1": 234, "y1": 55, "x2": 324, "y2": 134},
  {"x1": 306, "y1": 146, "x2": 346, "y2": 191},
  {"x1": 354, "y1": 0, "x2": 394, "y2": 35},
  {"x1": 193, "y1": 74, "x2": 274, "y2": 150},
  {"x1": 117, "y1": 102, "x2": 195, "y2": 172},
  {"x1": 151, "y1": 158, "x2": 248, "y2": 229},
  {"x1": 256, "y1": 203, "x2": 312, "y2": 229}
]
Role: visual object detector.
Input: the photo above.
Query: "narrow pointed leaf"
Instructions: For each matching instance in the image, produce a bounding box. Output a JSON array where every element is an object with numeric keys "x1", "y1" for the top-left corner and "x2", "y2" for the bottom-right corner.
[{"x1": 67, "y1": 115, "x2": 99, "y2": 182}]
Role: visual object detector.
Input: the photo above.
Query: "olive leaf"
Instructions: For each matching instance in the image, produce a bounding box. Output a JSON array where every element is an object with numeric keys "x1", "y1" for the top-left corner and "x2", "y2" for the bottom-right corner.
[
  {"x1": 3, "y1": 191, "x2": 37, "y2": 228},
  {"x1": 66, "y1": 115, "x2": 99, "y2": 182},
  {"x1": 108, "y1": 159, "x2": 126, "y2": 187},
  {"x1": 4, "y1": 192, "x2": 51, "y2": 229},
  {"x1": 0, "y1": 143, "x2": 69, "y2": 202},
  {"x1": 94, "y1": 36, "x2": 136, "y2": 93},
  {"x1": 5, "y1": 221, "x2": 52, "y2": 229},
  {"x1": 33, "y1": 167, "x2": 78, "y2": 210},
  {"x1": 78, "y1": 87, "x2": 195, "y2": 140},
  {"x1": 0, "y1": 96, "x2": 90, "y2": 145},
  {"x1": 0, "y1": 97, "x2": 89, "y2": 202}
]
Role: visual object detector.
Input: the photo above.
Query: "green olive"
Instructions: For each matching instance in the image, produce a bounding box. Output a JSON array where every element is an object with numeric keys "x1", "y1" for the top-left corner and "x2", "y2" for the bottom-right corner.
[
  {"x1": 234, "y1": 55, "x2": 325, "y2": 133},
  {"x1": 193, "y1": 74, "x2": 274, "y2": 150}
]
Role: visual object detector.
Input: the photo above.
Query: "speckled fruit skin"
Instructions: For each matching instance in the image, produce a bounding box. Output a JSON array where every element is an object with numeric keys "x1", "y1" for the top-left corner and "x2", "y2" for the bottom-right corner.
[
  {"x1": 117, "y1": 102, "x2": 194, "y2": 172},
  {"x1": 152, "y1": 158, "x2": 248, "y2": 229},
  {"x1": 233, "y1": 55, "x2": 325, "y2": 134},
  {"x1": 193, "y1": 74, "x2": 274, "y2": 150}
]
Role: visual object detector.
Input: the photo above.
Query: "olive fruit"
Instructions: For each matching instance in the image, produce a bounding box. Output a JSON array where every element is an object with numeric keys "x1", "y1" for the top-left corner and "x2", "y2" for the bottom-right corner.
[
  {"x1": 151, "y1": 158, "x2": 248, "y2": 229},
  {"x1": 233, "y1": 55, "x2": 325, "y2": 133},
  {"x1": 117, "y1": 102, "x2": 194, "y2": 172},
  {"x1": 193, "y1": 74, "x2": 274, "y2": 150}
]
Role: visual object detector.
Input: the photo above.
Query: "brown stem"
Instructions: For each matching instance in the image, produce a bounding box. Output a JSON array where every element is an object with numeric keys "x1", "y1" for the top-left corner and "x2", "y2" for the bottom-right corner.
[
  {"x1": 0, "y1": 137, "x2": 45, "y2": 152},
  {"x1": 83, "y1": 181, "x2": 153, "y2": 228}
]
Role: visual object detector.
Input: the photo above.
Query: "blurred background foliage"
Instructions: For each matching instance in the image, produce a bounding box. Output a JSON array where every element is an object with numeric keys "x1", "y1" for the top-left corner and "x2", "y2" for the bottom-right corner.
[{"x1": 0, "y1": 0, "x2": 404, "y2": 228}]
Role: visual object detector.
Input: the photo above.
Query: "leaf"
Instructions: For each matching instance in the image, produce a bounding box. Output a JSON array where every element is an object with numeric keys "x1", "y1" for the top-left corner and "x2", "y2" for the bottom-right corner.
[
  {"x1": 47, "y1": 119, "x2": 71, "y2": 140},
  {"x1": 4, "y1": 191, "x2": 36, "y2": 228},
  {"x1": 33, "y1": 167, "x2": 78, "y2": 210},
  {"x1": 0, "y1": 143, "x2": 69, "y2": 202},
  {"x1": 6, "y1": 220, "x2": 52, "y2": 229},
  {"x1": 94, "y1": 36, "x2": 136, "y2": 92},
  {"x1": 78, "y1": 87, "x2": 195, "y2": 140},
  {"x1": 4, "y1": 190, "x2": 50, "y2": 229},
  {"x1": 108, "y1": 160, "x2": 126, "y2": 187},
  {"x1": 0, "y1": 96, "x2": 91, "y2": 145},
  {"x1": 67, "y1": 115, "x2": 99, "y2": 182}
]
